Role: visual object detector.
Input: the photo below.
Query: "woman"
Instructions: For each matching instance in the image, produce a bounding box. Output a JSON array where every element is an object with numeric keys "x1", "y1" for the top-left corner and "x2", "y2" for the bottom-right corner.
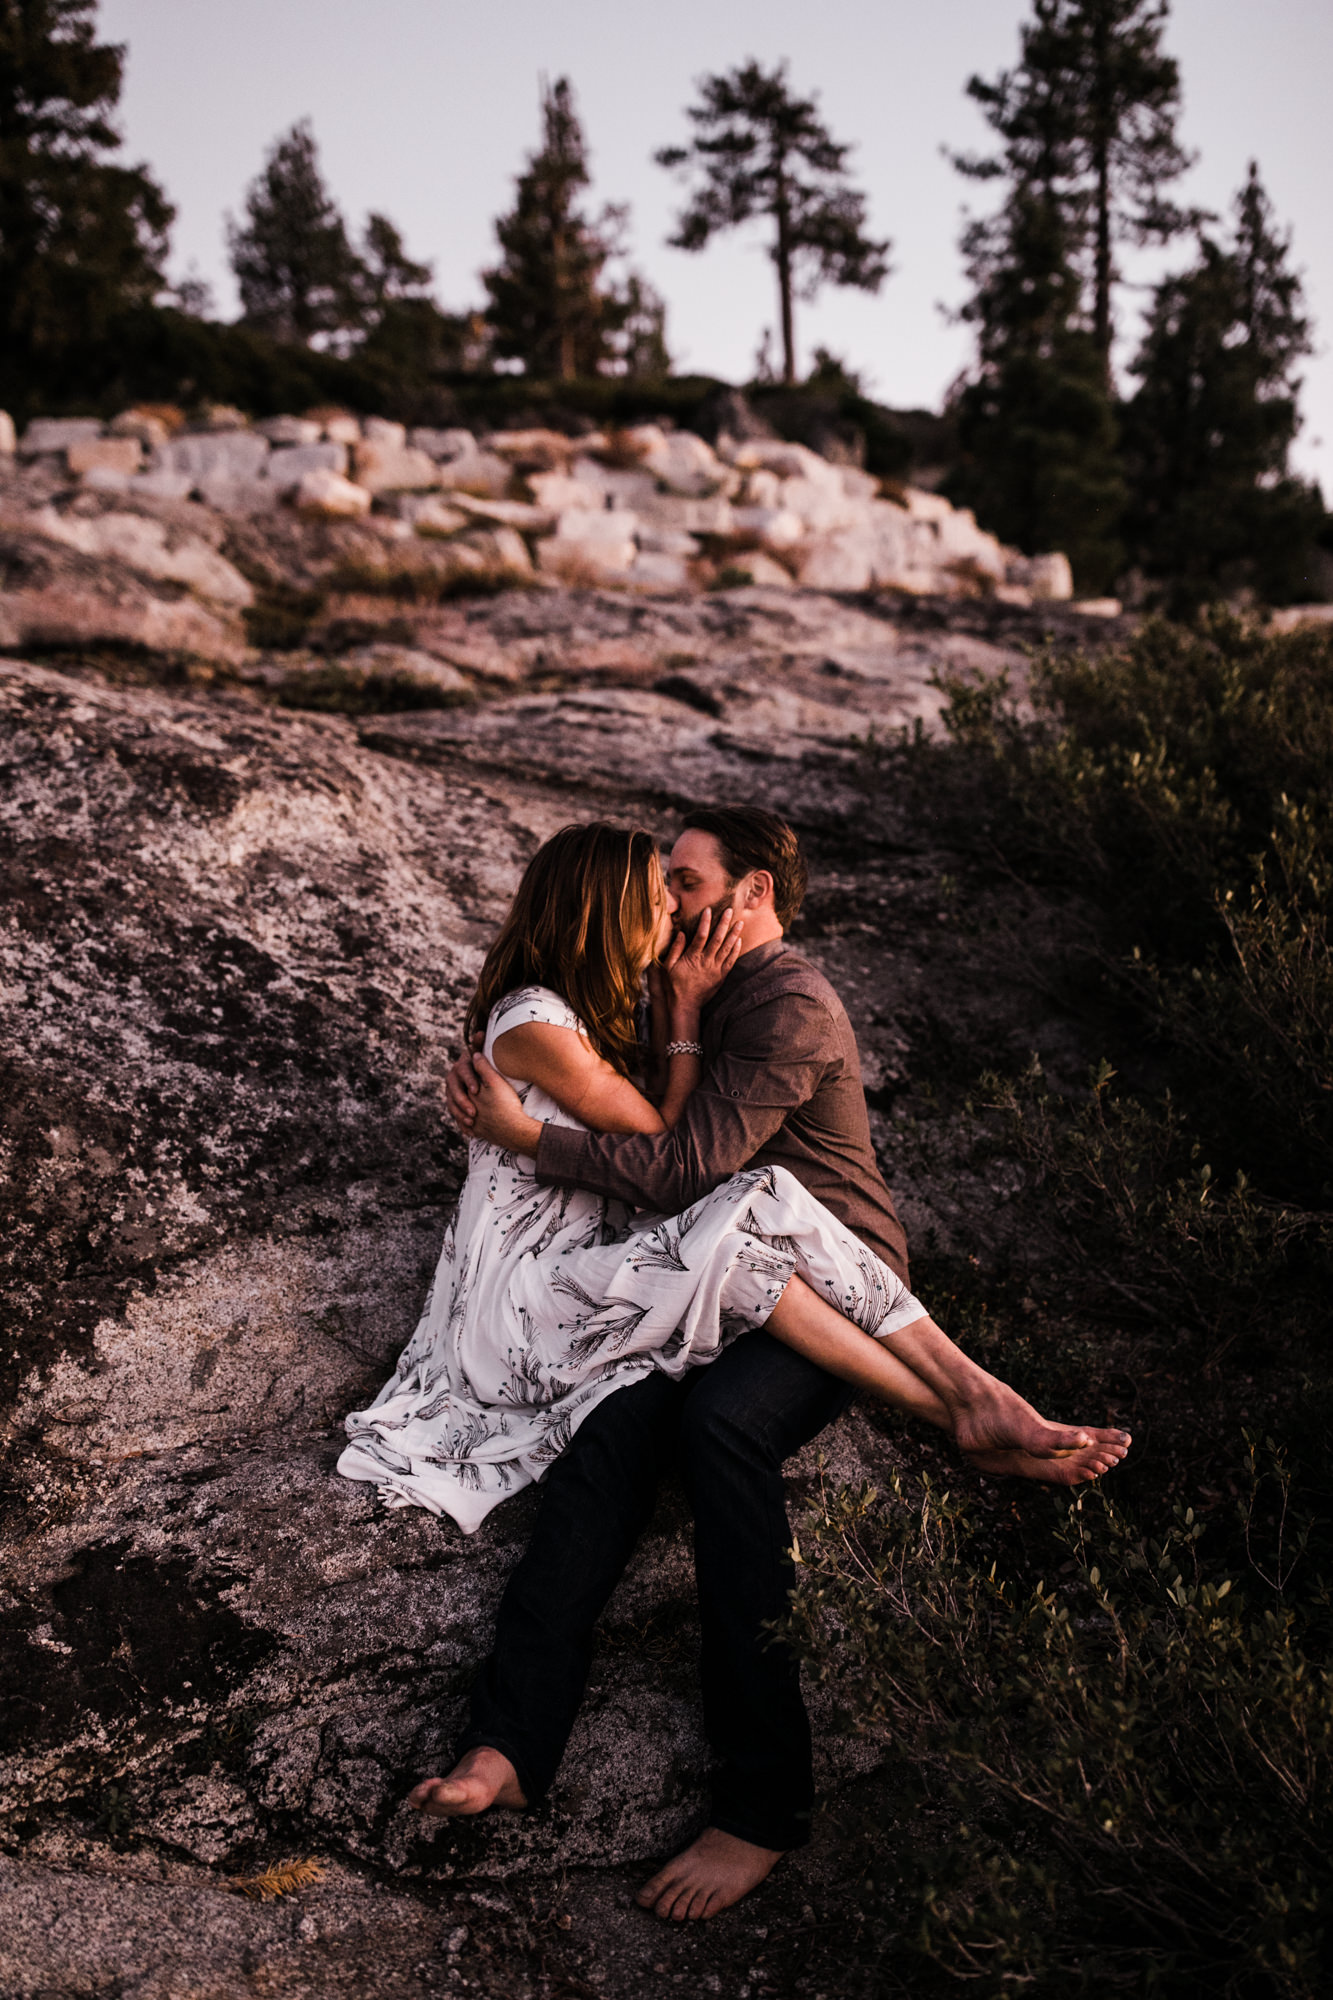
[{"x1": 339, "y1": 823, "x2": 1123, "y2": 1532}]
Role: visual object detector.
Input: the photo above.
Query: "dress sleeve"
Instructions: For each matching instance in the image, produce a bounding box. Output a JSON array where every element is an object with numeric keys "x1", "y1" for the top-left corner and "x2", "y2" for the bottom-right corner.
[
  {"x1": 535, "y1": 992, "x2": 831, "y2": 1211},
  {"x1": 484, "y1": 986, "x2": 584, "y2": 1054}
]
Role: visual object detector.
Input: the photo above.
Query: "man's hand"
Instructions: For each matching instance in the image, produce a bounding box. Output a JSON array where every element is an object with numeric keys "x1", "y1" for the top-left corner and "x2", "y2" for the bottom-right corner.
[
  {"x1": 444, "y1": 1041, "x2": 483, "y2": 1134},
  {"x1": 448, "y1": 1051, "x2": 543, "y2": 1157}
]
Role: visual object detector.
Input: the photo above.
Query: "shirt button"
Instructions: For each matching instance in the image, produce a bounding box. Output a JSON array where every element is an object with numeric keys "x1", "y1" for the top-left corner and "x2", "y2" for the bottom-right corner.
[{"x1": 731, "y1": 1089, "x2": 741, "y2": 1097}]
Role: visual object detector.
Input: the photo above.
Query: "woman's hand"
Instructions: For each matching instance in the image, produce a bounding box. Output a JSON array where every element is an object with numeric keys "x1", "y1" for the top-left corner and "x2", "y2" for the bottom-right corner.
[{"x1": 660, "y1": 906, "x2": 744, "y2": 1028}]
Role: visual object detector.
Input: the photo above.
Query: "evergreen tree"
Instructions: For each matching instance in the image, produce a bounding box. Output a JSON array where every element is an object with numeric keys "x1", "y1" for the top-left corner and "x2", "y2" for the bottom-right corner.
[
  {"x1": 948, "y1": 180, "x2": 1126, "y2": 591},
  {"x1": 605, "y1": 271, "x2": 670, "y2": 380},
  {"x1": 962, "y1": 0, "x2": 1196, "y2": 380},
  {"x1": 0, "y1": 0, "x2": 172, "y2": 386},
  {"x1": 656, "y1": 60, "x2": 889, "y2": 387},
  {"x1": 1124, "y1": 164, "x2": 1324, "y2": 608},
  {"x1": 227, "y1": 120, "x2": 365, "y2": 346},
  {"x1": 483, "y1": 78, "x2": 623, "y2": 380},
  {"x1": 360, "y1": 212, "x2": 433, "y2": 316}
]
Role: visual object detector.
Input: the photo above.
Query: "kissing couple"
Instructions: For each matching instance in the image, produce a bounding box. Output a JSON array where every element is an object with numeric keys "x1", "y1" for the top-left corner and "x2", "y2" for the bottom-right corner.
[{"x1": 337, "y1": 807, "x2": 1129, "y2": 1921}]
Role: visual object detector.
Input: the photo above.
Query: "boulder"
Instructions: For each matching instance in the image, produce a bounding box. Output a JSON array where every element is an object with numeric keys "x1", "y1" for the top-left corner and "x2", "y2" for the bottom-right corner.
[
  {"x1": 730, "y1": 505, "x2": 805, "y2": 553},
  {"x1": 738, "y1": 467, "x2": 783, "y2": 508},
  {"x1": 1019, "y1": 552, "x2": 1074, "y2": 602},
  {"x1": 257, "y1": 415, "x2": 323, "y2": 445},
  {"x1": 636, "y1": 527, "x2": 698, "y2": 558},
  {"x1": 637, "y1": 428, "x2": 732, "y2": 498},
  {"x1": 362, "y1": 417, "x2": 407, "y2": 447},
  {"x1": 487, "y1": 429, "x2": 575, "y2": 471},
  {"x1": 629, "y1": 550, "x2": 691, "y2": 588},
  {"x1": 319, "y1": 412, "x2": 363, "y2": 445},
  {"x1": 0, "y1": 529, "x2": 245, "y2": 660},
  {"x1": 108, "y1": 409, "x2": 172, "y2": 448},
  {"x1": 403, "y1": 496, "x2": 472, "y2": 538},
  {"x1": 68, "y1": 437, "x2": 142, "y2": 479},
  {"x1": 196, "y1": 476, "x2": 279, "y2": 515},
  {"x1": 0, "y1": 410, "x2": 15, "y2": 455},
  {"x1": 528, "y1": 471, "x2": 606, "y2": 513},
  {"x1": 409, "y1": 427, "x2": 476, "y2": 461},
  {"x1": 351, "y1": 441, "x2": 441, "y2": 495},
  {"x1": 196, "y1": 403, "x2": 249, "y2": 431},
  {"x1": 446, "y1": 492, "x2": 554, "y2": 532},
  {"x1": 266, "y1": 442, "x2": 349, "y2": 491},
  {"x1": 434, "y1": 450, "x2": 513, "y2": 500},
  {"x1": 1071, "y1": 597, "x2": 1123, "y2": 618},
  {"x1": 634, "y1": 492, "x2": 736, "y2": 539},
  {"x1": 27, "y1": 506, "x2": 255, "y2": 608},
  {"x1": 539, "y1": 508, "x2": 639, "y2": 582},
  {"x1": 19, "y1": 417, "x2": 103, "y2": 457},
  {"x1": 570, "y1": 458, "x2": 660, "y2": 510},
  {"x1": 159, "y1": 432, "x2": 270, "y2": 487},
  {"x1": 129, "y1": 469, "x2": 195, "y2": 503},
  {"x1": 797, "y1": 529, "x2": 876, "y2": 593},
  {"x1": 457, "y1": 525, "x2": 533, "y2": 574},
  {"x1": 295, "y1": 468, "x2": 373, "y2": 518},
  {"x1": 777, "y1": 476, "x2": 863, "y2": 535},
  {"x1": 731, "y1": 438, "x2": 844, "y2": 490},
  {"x1": 718, "y1": 550, "x2": 794, "y2": 589}
]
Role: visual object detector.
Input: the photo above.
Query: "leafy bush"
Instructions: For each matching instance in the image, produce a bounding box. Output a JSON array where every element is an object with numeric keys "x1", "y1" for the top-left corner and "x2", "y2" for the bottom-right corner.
[
  {"x1": 787, "y1": 1451, "x2": 1330, "y2": 1995},
  {"x1": 788, "y1": 612, "x2": 1333, "y2": 1992},
  {"x1": 923, "y1": 613, "x2": 1333, "y2": 1196}
]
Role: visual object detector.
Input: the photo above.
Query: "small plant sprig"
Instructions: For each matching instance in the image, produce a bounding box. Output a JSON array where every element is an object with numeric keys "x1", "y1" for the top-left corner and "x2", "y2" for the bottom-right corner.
[{"x1": 228, "y1": 1858, "x2": 326, "y2": 1902}]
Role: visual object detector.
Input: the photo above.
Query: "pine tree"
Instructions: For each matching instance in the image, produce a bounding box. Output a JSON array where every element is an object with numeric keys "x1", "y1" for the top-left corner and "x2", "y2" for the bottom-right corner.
[
  {"x1": 483, "y1": 78, "x2": 623, "y2": 381},
  {"x1": 1124, "y1": 165, "x2": 1324, "y2": 608},
  {"x1": 948, "y1": 181, "x2": 1126, "y2": 591},
  {"x1": 656, "y1": 60, "x2": 889, "y2": 387},
  {"x1": 605, "y1": 271, "x2": 670, "y2": 381},
  {"x1": 227, "y1": 121, "x2": 366, "y2": 346},
  {"x1": 962, "y1": 0, "x2": 1197, "y2": 382},
  {"x1": 0, "y1": 0, "x2": 172, "y2": 385}
]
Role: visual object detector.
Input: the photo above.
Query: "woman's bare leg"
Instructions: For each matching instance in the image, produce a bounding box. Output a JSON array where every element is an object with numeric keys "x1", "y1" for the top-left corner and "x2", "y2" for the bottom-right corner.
[{"x1": 764, "y1": 1277, "x2": 1130, "y2": 1485}]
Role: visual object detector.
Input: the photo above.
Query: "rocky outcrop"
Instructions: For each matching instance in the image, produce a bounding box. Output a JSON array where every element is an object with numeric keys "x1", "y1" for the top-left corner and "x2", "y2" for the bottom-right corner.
[
  {"x1": 0, "y1": 395, "x2": 1139, "y2": 1994},
  {"x1": 3, "y1": 405, "x2": 1076, "y2": 612}
]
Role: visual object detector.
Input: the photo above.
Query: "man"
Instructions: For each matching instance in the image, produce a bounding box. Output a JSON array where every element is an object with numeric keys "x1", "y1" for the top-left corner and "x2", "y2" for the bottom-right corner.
[{"x1": 415, "y1": 807, "x2": 1128, "y2": 1921}]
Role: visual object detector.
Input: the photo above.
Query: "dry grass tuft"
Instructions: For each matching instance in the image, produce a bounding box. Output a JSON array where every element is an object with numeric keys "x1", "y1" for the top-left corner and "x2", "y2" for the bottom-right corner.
[{"x1": 228, "y1": 1858, "x2": 326, "y2": 1902}]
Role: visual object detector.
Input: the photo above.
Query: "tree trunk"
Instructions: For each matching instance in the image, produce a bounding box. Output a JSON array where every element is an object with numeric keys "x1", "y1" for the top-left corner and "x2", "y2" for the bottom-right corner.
[
  {"x1": 775, "y1": 158, "x2": 796, "y2": 386},
  {"x1": 1091, "y1": 10, "x2": 1113, "y2": 387}
]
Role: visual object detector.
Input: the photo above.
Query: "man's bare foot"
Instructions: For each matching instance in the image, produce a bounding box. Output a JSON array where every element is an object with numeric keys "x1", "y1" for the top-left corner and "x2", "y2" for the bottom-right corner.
[
  {"x1": 964, "y1": 1433, "x2": 1129, "y2": 1485},
  {"x1": 952, "y1": 1372, "x2": 1129, "y2": 1469},
  {"x1": 636, "y1": 1827, "x2": 783, "y2": 1922},
  {"x1": 407, "y1": 1746, "x2": 527, "y2": 1818}
]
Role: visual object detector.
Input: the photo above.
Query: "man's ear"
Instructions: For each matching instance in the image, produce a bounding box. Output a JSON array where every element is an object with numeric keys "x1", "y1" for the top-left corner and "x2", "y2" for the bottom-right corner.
[{"x1": 745, "y1": 869, "x2": 775, "y2": 910}]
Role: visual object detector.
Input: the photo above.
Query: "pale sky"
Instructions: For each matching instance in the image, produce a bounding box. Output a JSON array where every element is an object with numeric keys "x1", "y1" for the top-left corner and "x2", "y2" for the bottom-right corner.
[{"x1": 100, "y1": 0, "x2": 1333, "y2": 496}]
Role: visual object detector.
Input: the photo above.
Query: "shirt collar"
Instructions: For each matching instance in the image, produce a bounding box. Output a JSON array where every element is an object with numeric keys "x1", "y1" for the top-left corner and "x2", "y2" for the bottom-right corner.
[{"x1": 706, "y1": 937, "x2": 788, "y2": 1011}]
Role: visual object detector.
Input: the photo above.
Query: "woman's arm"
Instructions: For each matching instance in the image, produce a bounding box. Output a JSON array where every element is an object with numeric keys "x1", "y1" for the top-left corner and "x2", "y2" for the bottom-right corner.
[{"x1": 491, "y1": 908, "x2": 743, "y2": 1137}]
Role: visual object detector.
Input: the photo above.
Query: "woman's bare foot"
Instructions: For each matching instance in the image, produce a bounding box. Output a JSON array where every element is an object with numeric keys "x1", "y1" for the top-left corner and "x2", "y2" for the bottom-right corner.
[
  {"x1": 951, "y1": 1371, "x2": 1129, "y2": 1469},
  {"x1": 964, "y1": 1433, "x2": 1130, "y2": 1485},
  {"x1": 406, "y1": 1746, "x2": 527, "y2": 1818},
  {"x1": 636, "y1": 1828, "x2": 784, "y2": 1922}
]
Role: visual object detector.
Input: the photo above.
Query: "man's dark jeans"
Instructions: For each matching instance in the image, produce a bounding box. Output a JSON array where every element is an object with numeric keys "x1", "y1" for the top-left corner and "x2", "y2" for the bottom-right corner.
[{"x1": 456, "y1": 1329, "x2": 854, "y2": 1852}]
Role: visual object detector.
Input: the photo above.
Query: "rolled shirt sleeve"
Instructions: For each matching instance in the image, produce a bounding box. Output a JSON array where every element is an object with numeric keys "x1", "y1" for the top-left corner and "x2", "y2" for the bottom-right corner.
[{"x1": 535, "y1": 994, "x2": 832, "y2": 1213}]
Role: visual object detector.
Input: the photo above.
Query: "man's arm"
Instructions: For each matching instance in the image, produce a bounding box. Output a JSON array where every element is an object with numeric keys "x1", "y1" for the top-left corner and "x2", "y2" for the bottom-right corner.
[{"x1": 535, "y1": 993, "x2": 832, "y2": 1212}]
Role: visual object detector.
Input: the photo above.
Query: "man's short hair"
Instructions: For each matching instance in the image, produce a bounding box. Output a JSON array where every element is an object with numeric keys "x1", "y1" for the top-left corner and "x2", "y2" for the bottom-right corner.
[{"x1": 681, "y1": 806, "x2": 808, "y2": 930}]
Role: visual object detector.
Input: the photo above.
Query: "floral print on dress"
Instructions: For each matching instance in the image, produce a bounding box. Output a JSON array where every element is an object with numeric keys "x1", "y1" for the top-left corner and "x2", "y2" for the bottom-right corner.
[{"x1": 338, "y1": 985, "x2": 925, "y2": 1533}]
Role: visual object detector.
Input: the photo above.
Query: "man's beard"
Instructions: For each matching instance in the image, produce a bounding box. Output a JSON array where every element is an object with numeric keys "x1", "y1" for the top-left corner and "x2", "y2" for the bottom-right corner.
[{"x1": 671, "y1": 894, "x2": 738, "y2": 947}]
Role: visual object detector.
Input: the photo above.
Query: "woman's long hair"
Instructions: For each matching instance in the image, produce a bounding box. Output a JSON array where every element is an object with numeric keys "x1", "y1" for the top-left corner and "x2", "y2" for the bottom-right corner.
[{"x1": 464, "y1": 822, "x2": 663, "y2": 1074}]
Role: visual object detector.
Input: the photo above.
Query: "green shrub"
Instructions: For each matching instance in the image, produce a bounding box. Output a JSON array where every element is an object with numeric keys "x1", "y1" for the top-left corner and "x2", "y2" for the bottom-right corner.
[{"x1": 787, "y1": 1448, "x2": 1331, "y2": 1995}]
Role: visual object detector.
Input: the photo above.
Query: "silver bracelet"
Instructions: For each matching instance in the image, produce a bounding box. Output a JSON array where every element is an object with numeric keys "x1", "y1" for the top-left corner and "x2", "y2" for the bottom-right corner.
[{"x1": 665, "y1": 1039, "x2": 703, "y2": 1058}]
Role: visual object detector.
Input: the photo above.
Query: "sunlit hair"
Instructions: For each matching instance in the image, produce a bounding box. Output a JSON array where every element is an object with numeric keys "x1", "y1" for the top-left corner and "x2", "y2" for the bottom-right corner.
[{"x1": 464, "y1": 823, "x2": 664, "y2": 1074}]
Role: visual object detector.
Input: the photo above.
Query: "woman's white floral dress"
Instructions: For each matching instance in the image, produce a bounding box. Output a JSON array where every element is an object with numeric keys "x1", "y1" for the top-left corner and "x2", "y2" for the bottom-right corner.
[{"x1": 338, "y1": 986, "x2": 926, "y2": 1532}]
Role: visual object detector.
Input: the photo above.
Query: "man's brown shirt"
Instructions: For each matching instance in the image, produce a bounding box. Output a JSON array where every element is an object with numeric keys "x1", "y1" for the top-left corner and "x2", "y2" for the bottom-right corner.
[{"x1": 535, "y1": 938, "x2": 909, "y2": 1283}]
